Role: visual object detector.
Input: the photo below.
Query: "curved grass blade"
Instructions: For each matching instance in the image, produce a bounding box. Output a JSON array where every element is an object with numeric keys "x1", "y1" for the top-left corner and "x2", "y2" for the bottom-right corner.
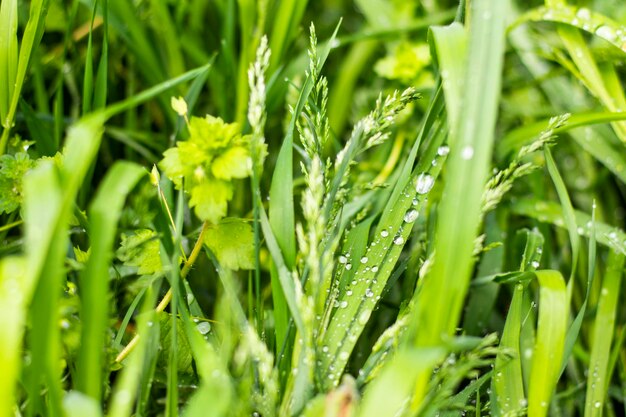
[
  {"x1": 511, "y1": 198, "x2": 626, "y2": 257},
  {"x1": 76, "y1": 163, "x2": 146, "y2": 402},
  {"x1": 498, "y1": 111, "x2": 626, "y2": 159},
  {"x1": 515, "y1": 5, "x2": 626, "y2": 54}
]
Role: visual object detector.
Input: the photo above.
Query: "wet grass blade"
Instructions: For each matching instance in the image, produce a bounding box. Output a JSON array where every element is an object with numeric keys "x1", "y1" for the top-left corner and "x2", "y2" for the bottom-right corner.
[
  {"x1": 584, "y1": 251, "x2": 624, "y2": 416},
  {"x1": 410, "y1": 0, "x2": 508, "y2": 406},
  {"x1": 528, "y1": 270, "x2": 567, "y2": 417},
  {"x1": 511, "y1": 198, "x2": 626, "y2": 256},
  {"x1": 492, "y1": 229, "x2": 544, "y2": 416}
]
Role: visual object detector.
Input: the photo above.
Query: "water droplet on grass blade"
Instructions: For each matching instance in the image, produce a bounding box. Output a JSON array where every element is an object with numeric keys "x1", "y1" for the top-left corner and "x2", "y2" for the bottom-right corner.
[
  {"x1": 360, "y1": 256, "x2": 368, "y2": 264},
  {"x1": 461, "y1": 145, "x2": 474, "y2": 160},
  {"x1": 393, "y1": 236, "x2": 404, "y2": 245},
  {"x1": 196, "y1": 322, "x2": 211, "y2": 335},
  {"x1": 404, "y1": 209, "x2": 418, "y2": 223},
  {"x1": 416, "y1": 173, "x2": 434, "y2": 194}
]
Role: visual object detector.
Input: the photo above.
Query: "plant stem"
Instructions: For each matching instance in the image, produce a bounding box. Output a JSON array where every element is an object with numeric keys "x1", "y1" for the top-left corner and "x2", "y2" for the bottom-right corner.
[{"x1": 115, "y1": 221, "x2": 209, "y2": 363}]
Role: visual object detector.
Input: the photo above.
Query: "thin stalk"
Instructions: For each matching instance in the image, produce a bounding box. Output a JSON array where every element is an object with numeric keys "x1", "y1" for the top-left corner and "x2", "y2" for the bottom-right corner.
[{"x1": 115, "y1": 221, "x2": 209, "y2": 363}]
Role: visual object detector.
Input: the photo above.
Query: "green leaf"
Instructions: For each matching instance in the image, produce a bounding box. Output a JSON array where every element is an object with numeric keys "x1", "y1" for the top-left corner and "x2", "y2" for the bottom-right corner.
[
  {"x1": 159, "y1": 147, "x2": 189, "y2": 188},
  {"x1": 189, "y1": 180, "x2": 233, "y2": 224},
  {"x1": 117, "y1": 229, "x2": 163, "y2": 275},
  {"x1": 211, "y1": 146, "x2": 252, "y2": 180},
  {"x1": 0, "y1": 151, "x2": 35, "y2": 213},
  {"x1": 204, "y1": 218, "x2": 255, "y2": 271}
]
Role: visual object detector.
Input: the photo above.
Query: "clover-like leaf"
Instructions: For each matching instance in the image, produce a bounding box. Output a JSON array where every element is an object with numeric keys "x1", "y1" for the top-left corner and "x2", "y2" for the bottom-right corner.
[
  {"x1": 117, "y1": 229, "x2": 163, "y2": 275},
  {"x1": 0, "y1": 152, "x2": 36, "y2": 214},
  {"x1": 211, "y1": 146, "x2": 252, "y2": 180},
  {"x1": 189, "y1": 180, "x2": 233, "y2": 224},
  {"x1": 204, "y1": 218, "x2": 255, "y2": 270}
]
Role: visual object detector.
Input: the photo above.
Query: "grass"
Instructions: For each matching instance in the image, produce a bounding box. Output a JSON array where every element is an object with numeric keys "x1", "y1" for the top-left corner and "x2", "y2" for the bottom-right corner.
[{"x1": 1, "y1": 0, "x2": 626, "y2": 416}]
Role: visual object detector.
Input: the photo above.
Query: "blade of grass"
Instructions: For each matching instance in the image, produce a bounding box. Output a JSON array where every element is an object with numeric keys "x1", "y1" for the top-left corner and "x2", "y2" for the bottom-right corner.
[
  {"x1": 76, "y1": 163, "x2": 145, "y2": 401},
  {"x1": 0, "y1": 257, "x2": 27, "y2": 417},
  {"x1": 0, "y1": 0, "x2": 18, "y2": 122},
  {"x1": 0, "y1": 0, "x2": 50, "y2": 154},
  {"x1": 584, "y1": 251, "x2": 624, "y2": 416},
  {"x1": 269, "y1": 21, "x2": 341, "y2": 371},
  {"x1": 511, "y1": 198, "x2": 626, "y2": 257},
  {"x1": 498, "y1": 111, "x2": 626, "y2": 159},
  {"x1": 410, "y1": 0, "x2": 508, "y2": 407},
  {"x1": 492, "y1": 228, "x2": 544, "y2": 416},
  {"x1": 528, "y1": 270, "x2": 568, "y2": 417}
]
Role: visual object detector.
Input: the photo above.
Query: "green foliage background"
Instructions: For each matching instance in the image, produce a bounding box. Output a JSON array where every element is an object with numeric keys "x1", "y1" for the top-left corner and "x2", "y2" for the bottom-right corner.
[{"x1": 1, "y1": 0, "x2": 626, "y2": 416}]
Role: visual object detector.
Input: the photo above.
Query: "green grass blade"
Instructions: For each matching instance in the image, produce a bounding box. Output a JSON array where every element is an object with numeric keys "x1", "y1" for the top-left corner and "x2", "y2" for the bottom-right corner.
[
  {"x1": 528, "y1": 270, "x2": 567, "y2": 417},
  {"x1": 103, "y1": 61, "x2": 214, "y2": 119},
  {"x1": 269, "y1": 21, "x2": 341, "y2": 360},
  {"x1": 0, "y1": 257, "x2": 27, "y2": 417},
  {"x1": 584, "y1": 251, "x2": 624, "y2": 416},
  {"x1": 492, "y1": 228, "x2": 544, "y2": 416},
  {"x1": 93, "y1": 0, "x2": 109, "y2": 110},
  {"x1": 410, "y1": 0, "x2": 508, "y2": 406},
  {"x1": 76, "y1": 163, "x2": 145, "y2": 401},
  {"x1": 82, "y1": 0, "x2": 98, "y2": 115},
  {"x1": 357, "y1": 348, "x2": 447, "y2": 417},
  {"x1": 429, "y1": 22, "x2": 467, "y2": 132},
  {"x1": 511, "y1": 198, "x2": 626, "y2": 257},
  {"x1": 0, "y1": 0, "x2": 50, "y2": 154},
  {"x1": 497, "y1": 111, "x2": 626, "y2": 159},
  {"x1": 0, "y1": 0, "x2": 18, "y2": 122},
  {"x1": 544, "y1": 147, "x2": 579, "y2": 284},
  {"x1": 268, "y1": 0, "x2": 309, "y2": 74}
]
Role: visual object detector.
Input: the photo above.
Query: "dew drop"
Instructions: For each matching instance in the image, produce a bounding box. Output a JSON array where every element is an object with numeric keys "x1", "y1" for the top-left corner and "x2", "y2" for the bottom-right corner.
[
  {"x1": 416, "y1": 173, "x2": 435, "y2": 194},
  {"x1": 339, "y1": 255, "x2": 347, "y2": 264},
  {"x1": 596, "y1": 25, "x2": 618, "y2": 42},
  {"x1": 339, "y1": 351, "x2": 350, "y2": 360},
  {"x1": 340, "y1": 300, "x2": 348, "y2": 308},
  {"x1": 365, "y1": 288, "x2": 374, "y2": 298},
  {"x1": 594, "y1": 401, "x2": 601, "y2": 408},
  {"x1": 381, "y1": 230, "x2": 389, "y2": 238},
  {"x1": 345, "y1": 263, "x2": 352, "y2": 270},
  {"x1": 576, "y1": 8, "x2": 591, "y2": 20},
  {"x1": 371, "y1": 266, "x2": 379, "y2": 273},
  {"x1": 531, "y1": 260, "x2": 540, "y2": 269},
  {"x1": 461, "y1": 145, "x2": 474, "y2": 160},
  {"x1": 360, "y1": 256, "x2": 368, "y2": 264},
  {"x1": 322, "y1": 345, "x2": 329, "y2": 353},
  {"x1": 437, "y1": 145, "x2": 450, "y2": 156},
  {"x1": 404, "y1": 209, "x2": 419, "y2": 223},
  {"x1": 393, "y1": 236, "x2": 405, "y2": 245},
  {"x1": 196, "y1": 322, "x2": 211, "y2": 335}
]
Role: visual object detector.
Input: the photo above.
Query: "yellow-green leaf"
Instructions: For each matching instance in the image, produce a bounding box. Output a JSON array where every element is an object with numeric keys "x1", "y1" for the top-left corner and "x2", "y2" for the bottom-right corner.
[
  {"x1": 204, "y1": 219, "x2": 254, "y2": 270},
  {"x1": 211, "y1": 146, "x2": 252, "y2": 180},
  {"x1": 189, "y1": 180, "x2": 233, "y2": 224}
]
